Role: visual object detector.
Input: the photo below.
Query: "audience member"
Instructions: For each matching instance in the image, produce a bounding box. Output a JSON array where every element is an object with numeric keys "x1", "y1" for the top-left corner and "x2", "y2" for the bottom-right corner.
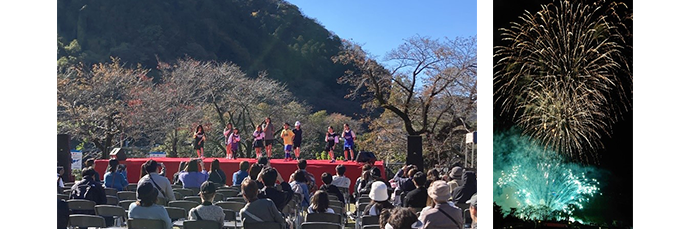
[
  {"x1": 401, "y1": 168, "x2": 418, "y2": 192},
  {"x1": 319, "y1": 172, "x2": 344, "y2": 203},
  {"x1": 57, "y1": 199, "x2": 70, "y2": 229},
  {"x1": 363, "y1": 181, "x2": 394, "y2": 216},
  {"x1": 419, "y1": 181, "x2": 463, "y2": 229},
  {"x1": 378, "y1": 208, "x2": 392, "y2": 229},
  {"x1": 232, "y1": 161, "x2": 250, "y2": 186},
  {"x1": 403, "y1": 171, "x2": 428, "y2": 208},
  {"x1": 239, "y1": 179, "x2": 286, "y2": 228},
  {"x1": 354, "y1": 164, "x2": 373, "y2": 197},
  {"x1": 128, "y1": 182, "x2": 173, "y2": 229},
  {"x1": 84, "y1": 158, "x2": 101, "y2": 183},
  {"x1": 289, "y1": 170, "x2": 310, "y2": 207},
  {"x1": 467, "y1": 194, "x2": 477, "y2": 229},
  {"x1": 425, "y1": 169, "x2": 440, "y2": 188},
  {"x1": 446, "y1": 166, "x2": 464, "y2": 191},
  {"x1": 179, "y1": 158, "x2": 209, "y2": 189},
  {"x1": 332, "y1": 164, "x2": 351, "y2": 189},
  {"x1": 138, "y1": 160, "x2": 176, "y2": 202},
  {"x1": 452, "y1": 171, "x2": 476, "y2": 210},
  {"x1": 172, "y1": 161, "x2": 188, "y2": 186},
  {"x1": 248, "y1": 163, "x2": 265, "y2": 190},
  {"x1": 258, "y1": 156, "x2": 270, "y2": 167},
  {"x1": 258, "y1": 167, "x2": 294, "y2": 211},
  {"x1": 296, "y1": 159, "x2": 317, "y2": 193},
  {"x1": 57, "y1": 166, "x2": 65, "y2": 193},
  {"x1": 207, "y1": 159, "x2": 227, "y2": 186},
  {"x1": 307, "y1": 190, "x2": 335, "y2": 214},
  {"x1": 70, "y1": 167, "x2": 107, "y2": 213},
  {"x1": 104, "y1": 159, "x2": 128, "y2": 191},
  {"x1": 188, "y1": 181, "x2": 225, "y2": 225},
  {"x1": 385, "y1": 207, "x2": 423, "y2": 229}
]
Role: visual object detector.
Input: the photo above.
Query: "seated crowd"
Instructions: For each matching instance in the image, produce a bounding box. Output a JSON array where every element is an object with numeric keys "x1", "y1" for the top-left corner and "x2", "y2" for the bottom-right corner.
[{"x1": 59, "y1": 156, "x2": 476, "y2": 229}]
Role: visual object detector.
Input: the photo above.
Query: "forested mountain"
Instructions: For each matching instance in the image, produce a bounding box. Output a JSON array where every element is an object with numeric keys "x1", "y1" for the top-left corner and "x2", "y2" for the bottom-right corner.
[{"x1": 57, "y1": 0, "x2": 362, "y2": 116}]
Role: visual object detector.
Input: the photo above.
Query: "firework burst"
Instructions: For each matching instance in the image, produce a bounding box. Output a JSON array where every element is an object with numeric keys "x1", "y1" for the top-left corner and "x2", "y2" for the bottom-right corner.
[{"x1": 494, "y1": 0, "x2": 632, "y2": 162}]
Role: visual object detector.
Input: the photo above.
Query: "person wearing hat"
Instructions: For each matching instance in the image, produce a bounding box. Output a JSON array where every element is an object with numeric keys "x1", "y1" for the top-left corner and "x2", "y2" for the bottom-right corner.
[
  {"x1": 363, "y1": 181, "x2": 394, "y2": 216},
  {"x1": 188, "y1": 181, "x2": 225, "y2": 225},
  {"x1": 138, "y1": 159, "x2": 176, "y2": 202},
  {"x1": 128, "y1": 182, "x2": 173, "y2": 229},
  {"x1": 104, "y1": 159, "x2": 128, "y2": 191},
  {"x1": 419, "y1": 180, "x2": 463, "y2": 229},
  {"x1": 69, "y1": 167, "x2": 107, "y2": 214},
  {"x1": 447, "y1": 166, "x2": 464, "y2": 192},
  {"x1": 467, "y1": 194, "x2": 477, "y2": 229},
  {"x1": 293, "y1": 121, "x2": 303, "y2": 160}
]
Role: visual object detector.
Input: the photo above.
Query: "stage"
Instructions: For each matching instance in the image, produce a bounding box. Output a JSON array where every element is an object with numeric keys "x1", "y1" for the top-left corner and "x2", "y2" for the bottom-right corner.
[{"x1": 94, "y1": 158, "x2": 385, "y2": 193}]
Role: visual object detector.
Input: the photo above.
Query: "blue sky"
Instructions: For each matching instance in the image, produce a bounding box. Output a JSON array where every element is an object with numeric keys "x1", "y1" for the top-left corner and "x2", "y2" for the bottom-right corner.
[{"x1": 285, "y1": 0, "x2": 477, "y2": 61}]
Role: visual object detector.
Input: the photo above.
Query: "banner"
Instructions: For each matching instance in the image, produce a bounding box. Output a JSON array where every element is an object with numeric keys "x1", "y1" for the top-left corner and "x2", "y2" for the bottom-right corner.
[{"x1": 71, "y1": 150, "x2": 82, "y2": 170}]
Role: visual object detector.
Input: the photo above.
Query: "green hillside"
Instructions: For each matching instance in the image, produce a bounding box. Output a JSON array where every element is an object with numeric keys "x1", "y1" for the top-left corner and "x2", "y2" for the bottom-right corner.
[{"x1": 57, "y1": 0, "x2": 362, "y2": 116}]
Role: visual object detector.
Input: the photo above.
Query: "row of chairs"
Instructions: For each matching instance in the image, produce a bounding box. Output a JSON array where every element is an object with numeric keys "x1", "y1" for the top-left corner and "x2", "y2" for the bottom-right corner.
[{"x1": 69, "y1": 214, "x2": 228, "y2": 229}]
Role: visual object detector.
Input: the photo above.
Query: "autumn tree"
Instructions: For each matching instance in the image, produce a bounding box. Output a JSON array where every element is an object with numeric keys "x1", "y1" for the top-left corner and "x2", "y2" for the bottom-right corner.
[{"x1": 57, "y1": 58, "x2": 148, "y2": 158}]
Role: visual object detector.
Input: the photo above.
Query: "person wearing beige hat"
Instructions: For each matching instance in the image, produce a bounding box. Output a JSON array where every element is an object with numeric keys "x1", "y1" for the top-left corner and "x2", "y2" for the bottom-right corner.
[
  {"x1": 447, "y1": 166, "x2": 464, "y2": 191},
  {"x1": 419, "y1": 180, "x2": 463, "y2": 229},
  {"x1": 363, "y1": 181, "x2": 395, "y2": 216}
]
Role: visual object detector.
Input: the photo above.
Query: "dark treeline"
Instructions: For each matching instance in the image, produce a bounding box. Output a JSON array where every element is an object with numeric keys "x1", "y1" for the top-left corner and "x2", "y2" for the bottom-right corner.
[{"x1": 57, "y1": 0, "x2": 362, "y2": 116}]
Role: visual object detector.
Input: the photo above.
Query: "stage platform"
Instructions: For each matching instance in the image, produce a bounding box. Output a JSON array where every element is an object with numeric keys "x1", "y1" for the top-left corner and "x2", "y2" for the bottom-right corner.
[{"x1": 94, "y1": 157, "x2": 385, "y2": 192}]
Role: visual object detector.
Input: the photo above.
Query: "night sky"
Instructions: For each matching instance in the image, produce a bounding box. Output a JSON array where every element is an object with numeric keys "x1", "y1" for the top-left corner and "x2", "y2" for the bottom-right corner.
[{"x1": 493, "y1": 0, "x2": 633, "y2": 226}]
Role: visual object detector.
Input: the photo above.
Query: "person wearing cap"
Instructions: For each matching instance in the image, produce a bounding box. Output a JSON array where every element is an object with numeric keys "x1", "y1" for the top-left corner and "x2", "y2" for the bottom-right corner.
[
  {"x1": 403, "y1": 171, "x2": 428, "y2": 208},
  {"x1": 280, "y1": 122, "x2": 295, "y2": 162},
  {"x1": 188, "y1": 181, "x2": 225, "y2": 225},
  {"x1": 447, "y1": 166, "x2": 464, "y2": 192},
  {"x1": 467, "y1": 194, "x2": 477, "y2": 229},
  {"x1": 293, "y1": 121, "x2": 303, "y2": 160},
  {"x1": 419, "y1": 180, "x2": 463, "y2": 229},
  {"x1": 363, "y1": 181, "x2": 394, "y2": 216},
  {"x1": 104, "y1": 159, "x2": 128, "y2": 191},
  {"x1": 69, "y1": 167, "x2": 107, "y2": 213},
  {"x1": 128, "y1": 182, "x2": 173, "y2": 229},
  {"x1": 385, "y1": 207, "x2": 424, "y2": 229},
  {"x1": 138, "y1": 159, "x2": 176, "y2": 202},
  {"x1": 239, "y1": 179, "x2": 286, "y2": 228},
  {"x1": 452, "y1": 170, "x2": 476, "y2": 210}
]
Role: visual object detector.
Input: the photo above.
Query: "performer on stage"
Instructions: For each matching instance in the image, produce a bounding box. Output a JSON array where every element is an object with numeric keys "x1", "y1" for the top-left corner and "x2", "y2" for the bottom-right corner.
[
  {"x1": 252, "y1": 125, "x2": 265, "y2": 158},
  {"x1": 228, "y1": 128, "x2": 240, "y2": 159},
  {"x1": 263, "y1": 117, "x2": 275, "y2": 158},
  {"x1": 280, "y1": 122, "x2": 295, "y2": 161},
  {"x1": 325, "y1": 126, "x2": 339, "y2": 163},
  {"x1": 342, "y1": 123, "x2": 356, "y2": 162},
  {"x1": 223, "y1": 123, "x2": 233, "y2": 159},
  {"x1": 293, "y1": 121, "x2": 303, "y2": 160},
  {"x1": 193, "y1": 125, "x2": 206, "y2": 158}
]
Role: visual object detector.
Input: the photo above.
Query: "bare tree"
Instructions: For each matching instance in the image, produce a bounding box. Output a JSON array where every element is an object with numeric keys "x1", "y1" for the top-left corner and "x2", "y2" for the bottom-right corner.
[{"x1": 333, "y1": 35, "x2": 477, "y2": 168}]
